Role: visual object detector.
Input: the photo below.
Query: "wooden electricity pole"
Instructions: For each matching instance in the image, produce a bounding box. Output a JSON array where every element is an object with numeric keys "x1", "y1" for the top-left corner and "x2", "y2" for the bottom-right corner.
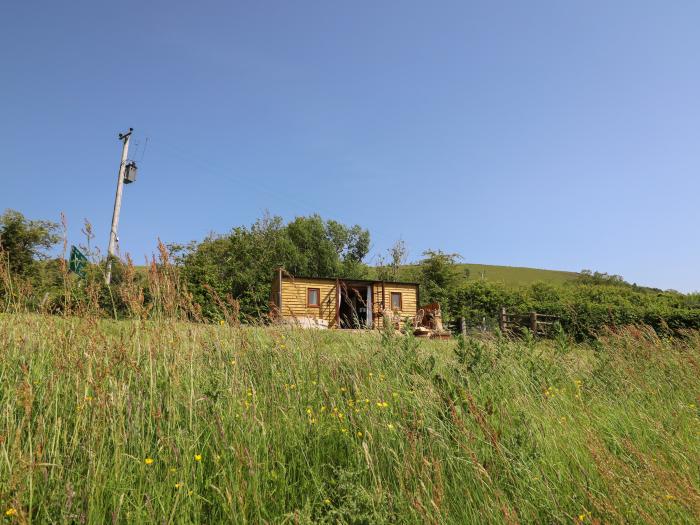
[{"x1": 105, "y1": 128, "x2": 133, "y2": 285}]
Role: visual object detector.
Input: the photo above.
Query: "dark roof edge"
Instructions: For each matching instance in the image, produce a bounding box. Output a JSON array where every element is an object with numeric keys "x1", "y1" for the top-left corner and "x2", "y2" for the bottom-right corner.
[{"x1": 280, "y1": 274, "x2": 419, "y2": 287}]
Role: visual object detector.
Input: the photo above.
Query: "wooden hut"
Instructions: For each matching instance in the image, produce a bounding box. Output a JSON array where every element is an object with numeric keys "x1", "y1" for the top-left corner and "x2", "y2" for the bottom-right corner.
[{"x1": 270, "y1": 270, "x2": 419, "y2": 329}]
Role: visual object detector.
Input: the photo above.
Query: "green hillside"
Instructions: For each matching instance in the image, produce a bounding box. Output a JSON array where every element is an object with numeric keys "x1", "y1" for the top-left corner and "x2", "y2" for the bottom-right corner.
[{"x1": 370, "y1": 263, "x2": 580, "y2": 287}]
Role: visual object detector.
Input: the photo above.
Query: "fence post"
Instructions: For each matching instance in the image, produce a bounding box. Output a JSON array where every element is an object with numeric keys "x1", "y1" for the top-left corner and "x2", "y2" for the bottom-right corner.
[
  {"x1": 530, "y1": 311, "x2": 537, "y2": 333},
  {"x1": 460, "y1": 316, "x2": 466, "y2": 337},
  {"x1": 499, "y1": 307, "x2": 506, "y2": 332}
]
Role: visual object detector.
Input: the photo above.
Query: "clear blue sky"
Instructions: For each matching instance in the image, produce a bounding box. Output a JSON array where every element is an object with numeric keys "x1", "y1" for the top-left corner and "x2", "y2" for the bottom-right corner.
[{"x1": 2, "y1": 1, "x2": 698, "y2": 291}]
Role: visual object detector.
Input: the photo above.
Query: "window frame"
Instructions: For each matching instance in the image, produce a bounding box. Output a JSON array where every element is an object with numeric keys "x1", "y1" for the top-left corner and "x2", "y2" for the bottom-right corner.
[
  {"x1": 390, "y1": 291, "x2": 402, "y2": 311},
  {"x1": 307, "y1": 287, "x2": 321, "y2": 307}
]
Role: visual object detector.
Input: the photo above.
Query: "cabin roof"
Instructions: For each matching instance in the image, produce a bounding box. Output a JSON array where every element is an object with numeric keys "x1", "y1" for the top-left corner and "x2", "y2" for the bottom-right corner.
[{"x1": 280, "y1": 274, "x2": 419, "y2": 287}]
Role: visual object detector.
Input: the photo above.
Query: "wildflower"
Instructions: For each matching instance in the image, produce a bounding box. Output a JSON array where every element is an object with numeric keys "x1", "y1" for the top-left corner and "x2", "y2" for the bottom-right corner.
[
  {"x1": 306, "y1": 407, "x2": 313, "y2": 415},
  {"x1": 219, "y1": 319, "x2": 225, "y2": 326},
  {"x1": 357, "y1": 431, "x2": 363, "y2": 438},
  {"x1": 144, "y1": 458, "x2": 154, "y2": 465},
  {"x1": 387, "y1": 423, "x2": 395, "y2": 430},
  {"x1": 340, "y1": 427, "x2": 348, "y2": 433},
  {"x1": 324, "y1": 498, "x2": 331, "y2": 505},
  {"x1": 290, "y1": 384, "x2": 296, "y2": 390},
  {"x1": 321, "y1": 405, "x2": 327, "y2": 412},
  {"x1": 340, "y1": 387, "x2": 347, "y2": 393},
  {"x1": 84, "y1": 395, "x2": 93, "y2": 402},
  {"x1": 5, "y1": 508, "x2": 18, "y2": 517},
  {"x1": 369, "y1": 373, "x2": 374, "y2": 378},
  {"x1": 175, "y1": 482, "x2": 184, "y2": 489},
  {"x1": 194, "y1": 454, "x2": 202, "y2": 462},
  {"x1": 169, "y1": 467, "x2": 177, "y2": 473},
  {"x1": 309, "y1": 418, "x2": 317, "y2": 424},
  {"x1": 578, "y1": 514, "x2": 585, "y2": 521},
  {"x1": 230, "y1": 359, "x2": 236, "y2": 365}
]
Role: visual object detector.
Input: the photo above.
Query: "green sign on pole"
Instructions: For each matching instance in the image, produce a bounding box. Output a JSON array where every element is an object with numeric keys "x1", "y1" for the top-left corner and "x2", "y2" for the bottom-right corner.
[{"x1": 69, "y1": 245, "x2": 88, "y2": 278}]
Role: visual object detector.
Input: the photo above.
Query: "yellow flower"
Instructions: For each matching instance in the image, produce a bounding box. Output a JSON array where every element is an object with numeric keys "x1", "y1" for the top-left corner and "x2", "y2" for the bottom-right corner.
[
  {"x1": 169, "y1": 467, "x2": 177, "y2": 473},
  {"x1": 340, "y1": 387, "x2": 347, "y2": 392},
  {"x1": 144, "y1": 458, "x2": 154, "y2": 465},
  {"x1": 175, "y1": 482, "x2": 184, "y2": 489},
  {"x1": 321, "y1": 406, "x2": 327, "y2": 412},
  {"x1": 5, "y1": 508, "x2": 18, "y2": 517},
  {"x1": 387, "y1": 423, "x2": 395, "y2": 430},
  {"x1": 194, "y1": 454, "x2": 202, "y2": 462},
  {"x1": 356, "y1": 431, "x2": 363, "y2": 438},
  {"x1": 324, "y1": 498, "x2": 331, "y2": 505},
  {"x1": 578, "y1": 514, "x2": 585, "y2": 521},
  {"x1": 306, "y1": 407, "x2": 313, "y2": 415},
  {"x1": 219, "y1": 319, "x2": 225, "y2": 325}
]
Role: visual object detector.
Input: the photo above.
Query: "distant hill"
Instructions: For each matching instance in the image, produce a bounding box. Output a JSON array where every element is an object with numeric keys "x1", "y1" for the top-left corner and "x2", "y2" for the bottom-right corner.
[{"x1": 369, "y1": 263, "x2": 580, "y2": 287}]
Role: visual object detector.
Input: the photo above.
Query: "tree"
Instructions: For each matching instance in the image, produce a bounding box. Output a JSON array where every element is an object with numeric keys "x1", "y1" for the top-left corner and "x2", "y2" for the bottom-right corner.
[
  {"x1": 376, "y1": 239, "x2": 408, "y2": 281},
  {"x1": 177, "y1": 214, "x2": 371, "y2": 319},
  {"x1": 0, "y1": 209, "x2": 60, "y2": 276},
  {"x1": 417, "y1": 250, "x2": 467, "y2": 312}
]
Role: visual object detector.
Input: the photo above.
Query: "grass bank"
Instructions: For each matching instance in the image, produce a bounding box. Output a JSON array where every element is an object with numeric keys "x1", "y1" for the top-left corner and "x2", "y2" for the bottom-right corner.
[{"x1": 1, "y1": 315, "x2": 699, "y2": 523}]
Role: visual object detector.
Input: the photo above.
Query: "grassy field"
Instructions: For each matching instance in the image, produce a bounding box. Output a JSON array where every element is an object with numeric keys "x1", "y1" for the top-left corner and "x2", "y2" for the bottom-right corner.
[
  {"x1": 1, "y1": 315, "x2": 699, "y2": 524},
  {"x1": 369, "y1": 263, "x2": 580, "y2": 287}
]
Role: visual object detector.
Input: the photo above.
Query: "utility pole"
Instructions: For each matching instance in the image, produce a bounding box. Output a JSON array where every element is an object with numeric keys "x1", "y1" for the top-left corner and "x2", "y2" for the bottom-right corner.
[{"x1": 105, "y1": 128, "x2": 133, "y2": 285}]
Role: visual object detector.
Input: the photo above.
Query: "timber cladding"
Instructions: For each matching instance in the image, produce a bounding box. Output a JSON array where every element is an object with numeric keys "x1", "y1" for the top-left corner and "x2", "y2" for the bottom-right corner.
[
  {"x1": 271, "y1": 271, "x2": 419, "y2": 329},
  {"x1": 279, "y1": 277, "x2": 337, "y2": 326}
]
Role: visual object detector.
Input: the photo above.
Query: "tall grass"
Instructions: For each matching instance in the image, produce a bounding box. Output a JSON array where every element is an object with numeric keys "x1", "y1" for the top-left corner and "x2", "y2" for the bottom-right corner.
[{"x1": 1, "y1": 315, "x2": 698, "y2": 524}]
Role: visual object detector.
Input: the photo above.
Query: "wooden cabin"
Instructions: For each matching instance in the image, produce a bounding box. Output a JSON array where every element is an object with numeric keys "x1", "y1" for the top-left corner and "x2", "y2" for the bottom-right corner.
[{"x1": 270, "y1": 270, "x2": 419, "y2": 329}]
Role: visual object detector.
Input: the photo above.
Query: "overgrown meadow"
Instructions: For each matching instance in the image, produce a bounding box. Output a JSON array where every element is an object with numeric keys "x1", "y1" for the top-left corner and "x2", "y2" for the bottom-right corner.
[{"x1": 1, "y1": 315, "x2": 699, "y2": 524}]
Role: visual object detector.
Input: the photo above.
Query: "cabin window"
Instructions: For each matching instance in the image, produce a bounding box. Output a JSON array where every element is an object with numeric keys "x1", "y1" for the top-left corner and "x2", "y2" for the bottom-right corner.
[
  {"x1": 307, "y1": 288, "x2": 320, "y2": 307},
  {"x1": 391, "y1": 292, "x2": 402, "y2": 311}
]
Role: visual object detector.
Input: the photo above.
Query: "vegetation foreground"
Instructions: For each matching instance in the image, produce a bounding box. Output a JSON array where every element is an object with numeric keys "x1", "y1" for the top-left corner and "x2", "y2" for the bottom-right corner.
[{"x1": 1, "y1": 315, "x2": 699, "y2": 524}]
